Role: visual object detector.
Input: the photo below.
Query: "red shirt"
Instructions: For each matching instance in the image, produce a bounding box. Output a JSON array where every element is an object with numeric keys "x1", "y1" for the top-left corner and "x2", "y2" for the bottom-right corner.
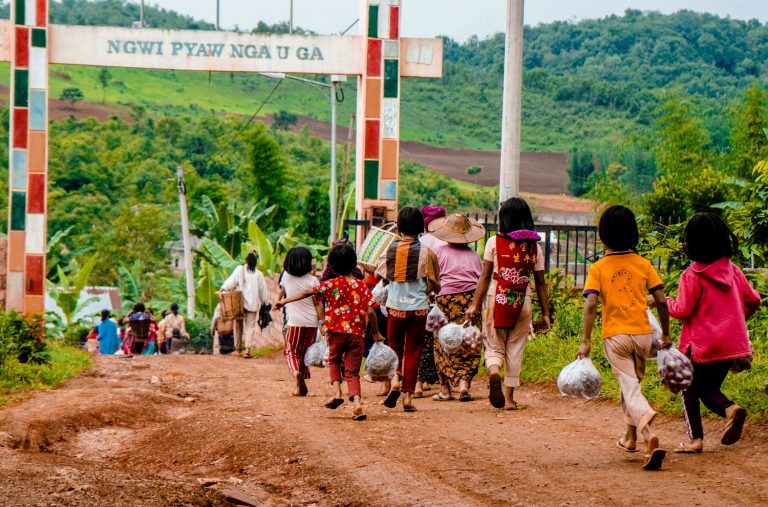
[{"x1": 314, "y1": 276, "x2": 374, "y2": 336}]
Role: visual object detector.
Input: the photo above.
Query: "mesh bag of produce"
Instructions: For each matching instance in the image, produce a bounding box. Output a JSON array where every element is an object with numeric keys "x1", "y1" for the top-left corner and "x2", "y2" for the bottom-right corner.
[
  {"x1": 656, "y1": 345, "x2": 693, "y2": 394},
  {"x1": 556, "y1": 358, "x2": 602, "y2": 400},
  {"x1": 372, "y1": 281, "x2": 388, "y2": 306},
  {"x1": 426, "y1": 305, "x2": 448, "y2": 332},
  {"x1": 304, "y1": 333, "x2": 328, "y2": 368},
  {"x1": 364, "y1": 342, "x2": 399, "y2": 381},
  {"x1": 437, "y1": 323, "x2": 464, "y2": 354},
  {"x1": 647, "y1": 310, "x2": 662, "y2": 359},
  {"x1": 462, "y1": 322, "x2": 483, "y2": 351}
]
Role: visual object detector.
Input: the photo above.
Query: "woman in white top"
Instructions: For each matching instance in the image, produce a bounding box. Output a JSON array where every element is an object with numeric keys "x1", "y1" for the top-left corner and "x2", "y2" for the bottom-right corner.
[
  {"x1": 221, "y1": 252, "x2": 269, "y2": 358},
  {"x1": 161, "y1": 303, "x2": 189, "y2": 353},
  {"x1": 280, "y1": 247, "x2": 320, "y2": 396}
]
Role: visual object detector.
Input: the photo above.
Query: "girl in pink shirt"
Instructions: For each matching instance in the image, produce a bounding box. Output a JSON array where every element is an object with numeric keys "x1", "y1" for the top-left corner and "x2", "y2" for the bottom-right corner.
[{"x1": 659, "y1": 213, "x2": 761, "y2": 453}]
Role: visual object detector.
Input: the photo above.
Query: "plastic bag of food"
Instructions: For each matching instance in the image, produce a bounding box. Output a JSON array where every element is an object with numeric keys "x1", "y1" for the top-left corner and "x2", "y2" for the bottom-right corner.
[
  {"x1": 462, "y1": 322, "x2": 483, "y2": 351},
  {"x1": 426, "y1": 305, "x2": 448, "y2": 332},
  {"x1": 556, "y1": 358, "x2": 602, "y2": 399},
  {"x1": 656, "y1": 345, "x2": 693, "y2": 394},
  {"x1": 304, "y1": 333, "x2": 328, "y2": 368},
  {"x1": 438, "y1": 323, "x2": 464, "y2": 353},
  {"x1": 647, "y1": 310, "x2": 662, "y2": 359},
  {"x1": 364, "y1": 342, "x2": 399, "y2": 381},
  {"x1": 372, "y1": 280, "x2": 388, "y2": 306}
]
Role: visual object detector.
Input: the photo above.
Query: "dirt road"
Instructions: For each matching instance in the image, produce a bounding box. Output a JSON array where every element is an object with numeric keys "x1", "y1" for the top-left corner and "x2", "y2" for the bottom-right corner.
[{"x1": 1, "y1": 353, "x2": 766, "y2": 506}]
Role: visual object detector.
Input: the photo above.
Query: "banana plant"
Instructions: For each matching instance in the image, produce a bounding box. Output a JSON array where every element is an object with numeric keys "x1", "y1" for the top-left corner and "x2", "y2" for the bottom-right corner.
[{"x1": 46, "y1": 253, "x2": 100, "y2": 326}]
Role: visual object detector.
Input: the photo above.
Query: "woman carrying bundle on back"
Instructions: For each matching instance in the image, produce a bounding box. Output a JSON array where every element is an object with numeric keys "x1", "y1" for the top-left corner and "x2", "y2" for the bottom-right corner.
[
  {"x1": 375, "y1": 207, "x2": 441, "y2": 412},
  {"x1": 466, "y1": 198, "x2": 550, "y2": 410},
  {"x1": 428, "y1": 214, "x2": 484, "y2": 402}
]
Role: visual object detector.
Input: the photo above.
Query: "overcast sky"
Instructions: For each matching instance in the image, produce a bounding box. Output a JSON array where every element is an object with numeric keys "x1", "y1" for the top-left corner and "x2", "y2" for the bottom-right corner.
[{"x1": 142, "y1": 1, "x2": 768, "y2": 41}]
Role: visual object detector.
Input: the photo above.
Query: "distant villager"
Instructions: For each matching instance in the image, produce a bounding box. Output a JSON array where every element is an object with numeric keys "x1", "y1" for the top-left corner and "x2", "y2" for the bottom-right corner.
[
  {"x1": 221, "y1": 252, "x2": 269, "y2": 358},
  {"x1": 96, "y1": 309, "x2": 120, "y2": 355}
]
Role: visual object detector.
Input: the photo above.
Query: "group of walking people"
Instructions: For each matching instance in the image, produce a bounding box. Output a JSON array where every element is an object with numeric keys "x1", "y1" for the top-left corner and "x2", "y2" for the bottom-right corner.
[
  {"x1": 90, "y1": 302, "x2": 190, "y2": 355},
  {"x1": 273, "y1": 198, "x2": 760, "y2": 472}
]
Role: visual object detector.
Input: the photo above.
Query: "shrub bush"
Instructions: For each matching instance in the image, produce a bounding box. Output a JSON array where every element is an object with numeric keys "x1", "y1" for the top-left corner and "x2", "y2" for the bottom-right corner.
[
  {"x1": 0, "y1": 311, "x2": 48, "y2": 367},
  {"x1": 187, "y1": 318, "x2": 212, "y2": 353}
]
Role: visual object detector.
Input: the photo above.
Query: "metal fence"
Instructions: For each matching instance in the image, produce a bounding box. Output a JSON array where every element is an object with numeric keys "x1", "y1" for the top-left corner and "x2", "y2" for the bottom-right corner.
[{"x1": 343, "y1": 214, "x2": 604, "y2": 287}]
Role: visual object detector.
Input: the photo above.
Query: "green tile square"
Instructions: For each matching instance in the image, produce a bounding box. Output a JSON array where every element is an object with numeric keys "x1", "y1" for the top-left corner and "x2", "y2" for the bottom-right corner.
[
  {"x1": 367, "y1": 5, "x2": 379, "y2": 38},
  {"x1": 14, "y1": 69, "x2": 28, "y2": 108},
  {"x1": 31, "y1": 28, "x2": 46, "y2": 48},
  {"x1": 384, "y1": 59, "x2": 399, "y2": 98},
  {"x1": 11, "y1": 191, "x2": 26, "y2": 231},
  {"x1": 15, "y1": 0, "x2": 25, "y2": 25},
  {"x1": 364, "y1": 160, "x2": 379, "y2": 199}
]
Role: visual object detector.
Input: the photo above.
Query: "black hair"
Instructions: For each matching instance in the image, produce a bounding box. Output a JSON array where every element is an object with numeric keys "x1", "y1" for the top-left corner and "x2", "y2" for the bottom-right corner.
[
  {"x1": 132, "y1": 303, "x2": 146, "y2": 314},
  {"x1": 498, "y1": 197, "x2": 535, "y2": 233},
  {"x1": 397, "y1": 206, "x2": 425, "y2": 237},
  {"x1": 598, "y1": 205, "x2": 639, "y2": 251},
  {"x1": 683, "y1": 212, "x2": 738, "y2": 263},
  {"x1": 101, "y1": 309, "x2": 111, "y2": 321},
  {"x1": 170, "y1": 302, "x2": 179, "y2": 315},
  {"x1": 246, "y1": 252, "x2": 258, "y2": 272},
  {"x1": 327, "y1": 242, "x2": 357, "y2": 276},
  {"x1": 283, "y1": 246, "x2": 313, "y2": 277}
]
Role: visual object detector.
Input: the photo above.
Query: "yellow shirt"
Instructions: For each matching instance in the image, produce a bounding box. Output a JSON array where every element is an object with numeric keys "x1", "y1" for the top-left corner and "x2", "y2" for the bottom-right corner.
[{"x1": 583, "y1": 252, "x2": 663, "y2": 339}]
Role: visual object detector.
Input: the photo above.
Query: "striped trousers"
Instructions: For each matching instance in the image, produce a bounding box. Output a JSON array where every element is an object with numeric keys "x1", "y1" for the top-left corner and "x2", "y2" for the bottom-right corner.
[{"x1": 284, "y1": 326, "x2": 317, "y2": 379}]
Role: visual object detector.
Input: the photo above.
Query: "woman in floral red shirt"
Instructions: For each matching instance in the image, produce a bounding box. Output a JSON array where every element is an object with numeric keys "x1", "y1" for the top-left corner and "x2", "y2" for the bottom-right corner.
[{"x1": 277, "y1": 242, "x2": 384, "y2": 421}]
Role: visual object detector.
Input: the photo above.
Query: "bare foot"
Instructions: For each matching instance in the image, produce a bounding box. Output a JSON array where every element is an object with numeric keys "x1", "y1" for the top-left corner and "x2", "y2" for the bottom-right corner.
[
  {"x1": 674, "y1": 438, "x2": 703, "y2": 454},
  {"x1": 616, "y1": 437, "x2": 637, "y2": 453}
]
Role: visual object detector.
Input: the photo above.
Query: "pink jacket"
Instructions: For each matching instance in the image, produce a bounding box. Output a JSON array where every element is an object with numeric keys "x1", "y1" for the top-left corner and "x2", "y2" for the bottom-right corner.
[{"x1": 667, "y1": 257, "x2": 761, "y2": 363}]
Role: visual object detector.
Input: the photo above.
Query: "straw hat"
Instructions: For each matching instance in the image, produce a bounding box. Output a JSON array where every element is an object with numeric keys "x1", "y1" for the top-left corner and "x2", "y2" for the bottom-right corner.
[{"x1": 428, "y1": 214, "x2": 486, "y2": 244}]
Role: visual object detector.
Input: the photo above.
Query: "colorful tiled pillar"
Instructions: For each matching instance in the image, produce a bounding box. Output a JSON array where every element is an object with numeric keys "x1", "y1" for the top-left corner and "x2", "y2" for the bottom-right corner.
[
  {"x1": 7, "y1": 0, "x2": 49, "y2": 314},
  {"x1": 356, "y1": 0, "x2": 401, "y2": 225}
]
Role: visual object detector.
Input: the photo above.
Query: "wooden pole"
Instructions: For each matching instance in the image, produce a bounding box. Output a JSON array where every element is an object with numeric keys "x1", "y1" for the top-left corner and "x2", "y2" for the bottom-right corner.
[
  {"x1": 499, "y1": 0, "x2": 524, "y2": 203},
  {"x1": 177, "y1": 167, "x2": 196, "y2": 319}
]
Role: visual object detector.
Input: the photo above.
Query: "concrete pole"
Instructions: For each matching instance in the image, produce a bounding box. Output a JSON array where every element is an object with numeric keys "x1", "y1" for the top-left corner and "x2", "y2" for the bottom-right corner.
[
  {"x1": 289, "y1": 0, "x2": 294, "y2": 34},
  {"x1": 329, "y1": 80, "x2": 338, "y2": 242},
  {"x1": 499, "y1": 0, "x2": 524, "y2": 203},
  {"x1": 216, "y1": 0, "x2": 220, "y2": 30},
  {"x1": 140, "y1": 0, "x2": 145, "y2": 27},
  {"x1": 177, "y1": 167, "x2": 196, "y2": 319}
]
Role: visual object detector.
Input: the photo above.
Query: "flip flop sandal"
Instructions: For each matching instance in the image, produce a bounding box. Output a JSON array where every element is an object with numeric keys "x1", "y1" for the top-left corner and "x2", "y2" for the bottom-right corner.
[
  {"x1": 432, "y1": 393, "x2": 454, "y2": 401},
  {"x1": 403, "y1": 405, "x2": 417, "y2": 412},
  {"x1": 721, "y1": 406, "x2": 747, "y2": 445},
  {"x1": 296, "y1": 373, "x2": 308, "y2": 397},
  {"x1": 616, "y1": 439, "x2": 637, "y2": 453},
  {"x1": 488, "y1": 373, "x2": 505, "y2": 409},
  {"x1": 641, "y1": 448, "x2": 666, "y2": 470},
  {"x1": 383, "y1": 389, "x2": 401, "y2": 408},
  {"x1": 325, "y1": 398, "x2": 344, "y2": 410},
  {"x1": 352, "y1": 414, "x2": 367, "y2": 421},
  {"x1": 673, "y1": 443, "x2": 702, "y2": 454},
  {"x1": 504, "y1": 402, "x2": 528, "y2": 411},
  {"x1": 413, "y1": 392, "x2": 425, "y2": 399},
  {"x1": 459, "y1": 392, "x2": 473, "y2": 402}
]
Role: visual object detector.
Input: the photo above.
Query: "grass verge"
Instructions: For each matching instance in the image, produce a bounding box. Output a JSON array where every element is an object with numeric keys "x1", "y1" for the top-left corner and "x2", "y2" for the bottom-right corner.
[{"x1": 0, "y1": 341, "x2": 92, "y2": 407}]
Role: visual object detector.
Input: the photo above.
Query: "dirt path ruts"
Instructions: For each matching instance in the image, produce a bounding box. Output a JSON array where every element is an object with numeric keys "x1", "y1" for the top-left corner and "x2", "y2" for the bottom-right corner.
[{"x1": 1, "y1": 354, "x2": 766, "y2": 506}]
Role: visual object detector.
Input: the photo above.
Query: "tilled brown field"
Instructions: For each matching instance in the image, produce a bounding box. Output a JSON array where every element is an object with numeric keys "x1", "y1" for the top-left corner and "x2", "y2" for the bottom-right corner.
[{"x1": 1, "y1": 353, "x2": 766, "y2": 506}]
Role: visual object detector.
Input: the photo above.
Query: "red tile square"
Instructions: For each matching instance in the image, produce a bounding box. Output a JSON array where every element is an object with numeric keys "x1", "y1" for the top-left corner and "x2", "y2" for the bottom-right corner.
[
  {"x1": 15, "y1": 27, "x2": 29, "y2": 67},
  {"x1": 36, "y1": 0, "x2": 48, "y2": 27},
  {"x1": 25, "y1": 255, "x2": 44, "y2": 296},
  {"x1": 28, "y1": 173, "x2": 45, "y2": 213},
  {"x1": 364, "y1": 120, "x2": 380, "y2": 159},
  {"x1": 24, "y1": 295, "x2": 45, "y2": 314},
  {"x1": 367, "y1": 39, "x2": 382, "y2": 77},
  {"x1": 389, "y1": 7, "x2": 400, "y2": 40},
  {"x1": 13, "y1": 108, "x2": 28, "y2": 149}
]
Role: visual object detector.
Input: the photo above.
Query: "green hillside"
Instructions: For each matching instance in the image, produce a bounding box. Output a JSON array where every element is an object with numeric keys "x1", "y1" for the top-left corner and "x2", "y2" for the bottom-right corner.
[{"x1": 4, "y1": 2, "x2": 767, "y2": 152}]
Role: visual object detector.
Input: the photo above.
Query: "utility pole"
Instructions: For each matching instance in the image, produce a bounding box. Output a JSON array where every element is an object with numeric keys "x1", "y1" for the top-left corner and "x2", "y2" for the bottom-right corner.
[
  {"x1": 216, "y1": 0, "x2": 220, "y2": 31},
  {"x1": 177, "y1": 167, "x2": 196, "y2": 319},
  {"x1": 289, "y1": 0, "x2": 294, "y2": 33},
  {"x1": 329, "y1": 79, "x2": 338, "y2": 242},
  {"x1": 140, "y1": 0, "x2": 145, "y2": 28},
  {"x1": 499, "y1": 0, "x2": 524, "y2": 203}
]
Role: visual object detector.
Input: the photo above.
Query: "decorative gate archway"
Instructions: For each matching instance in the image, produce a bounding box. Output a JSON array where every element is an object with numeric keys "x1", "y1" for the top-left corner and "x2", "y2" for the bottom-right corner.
[{"x1": 2, "y1": 0, "x2": 443, "y2": 313}]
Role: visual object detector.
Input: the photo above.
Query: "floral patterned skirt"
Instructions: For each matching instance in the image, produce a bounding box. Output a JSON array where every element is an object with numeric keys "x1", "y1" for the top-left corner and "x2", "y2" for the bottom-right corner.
[{"x1": 434, "y1": 290, "x2": 482, "y2": 386}]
